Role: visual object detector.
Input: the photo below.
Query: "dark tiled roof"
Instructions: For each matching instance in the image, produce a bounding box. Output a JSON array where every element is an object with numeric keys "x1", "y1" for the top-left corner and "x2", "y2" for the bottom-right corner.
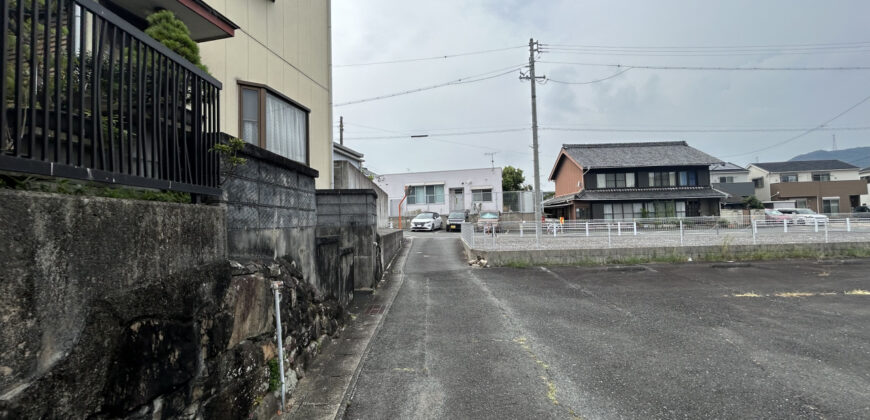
[
  {"x1": 709, "y1": 162, "x2": 748, "y2": 172},
  {"x1": 543, "y1": 187, "x2": 726, "y2": 206},
  {"x1": 562, "y1": 141, "x2": 722, "y2": 169},
  {"x1": 753, "y1": 160, "x2": 858, "y2": 172}
]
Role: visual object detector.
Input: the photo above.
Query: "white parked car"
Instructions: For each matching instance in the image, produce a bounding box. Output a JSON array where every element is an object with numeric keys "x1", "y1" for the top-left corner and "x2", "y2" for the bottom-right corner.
[
  {"x1": 776, "y1": 208, "x2": 829, "y2": 225},
  {"x1": 410, "y1": 212, "x2": 442, "y2": 231}
]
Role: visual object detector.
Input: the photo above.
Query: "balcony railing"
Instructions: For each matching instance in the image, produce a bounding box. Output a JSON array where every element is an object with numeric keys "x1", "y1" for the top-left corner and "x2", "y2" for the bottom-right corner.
[{"x1": 1, "y1": 0, "x2": 222, "y2": 196}]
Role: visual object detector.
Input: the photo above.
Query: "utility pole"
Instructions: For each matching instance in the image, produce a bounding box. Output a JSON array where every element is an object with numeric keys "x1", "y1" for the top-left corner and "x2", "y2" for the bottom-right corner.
[
  {"x1": 339, "y1": 116, "x2": 344, "y2": 145},
  {"x1": 520, "y1": 38, "x2": 545, "y2": 246},
  {"x1": 832, "y1": 134, "x2": 837, "y2": 151}
]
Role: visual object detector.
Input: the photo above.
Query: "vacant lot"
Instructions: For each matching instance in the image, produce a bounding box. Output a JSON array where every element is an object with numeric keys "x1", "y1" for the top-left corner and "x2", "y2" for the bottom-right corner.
[{"x1": 346, "y1": 237, "x2": 870, "y2": 419}]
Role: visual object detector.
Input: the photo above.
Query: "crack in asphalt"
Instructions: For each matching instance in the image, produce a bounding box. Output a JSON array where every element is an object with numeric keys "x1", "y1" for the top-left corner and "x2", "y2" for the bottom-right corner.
[{"x1": 466, "y1": 268, "x2": 584, "y2": 419}]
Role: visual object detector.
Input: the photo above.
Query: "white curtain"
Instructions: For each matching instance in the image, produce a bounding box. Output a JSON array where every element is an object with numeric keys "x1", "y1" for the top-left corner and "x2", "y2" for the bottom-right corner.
[{"x1": 266, "y1": 93, "x2": 307, "y2": 163}]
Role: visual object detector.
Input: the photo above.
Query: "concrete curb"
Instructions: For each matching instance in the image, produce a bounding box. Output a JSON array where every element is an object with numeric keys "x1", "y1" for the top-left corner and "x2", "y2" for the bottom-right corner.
[
  {"x1": 462, "y1": 240, "x2": 870, "y2": 266},
  {"x1": 333, "y1": 237, "x2": 413, "y2": 420}
]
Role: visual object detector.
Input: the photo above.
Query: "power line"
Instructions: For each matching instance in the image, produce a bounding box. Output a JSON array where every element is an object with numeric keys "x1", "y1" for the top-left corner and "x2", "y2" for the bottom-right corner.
[
  {"x1": 722, "y1": 92, "x2": 870, "y2": 158},
  {"x1": 543, "y1": 40, "x2": 870, "y2": 50},
  {"x1": 540, "y1": 126, "x2": 870, "y2": 133},
  {"x1": 546, "y1": 68, "x2": 632, "y2": 85},
  {"x1": 538, "y1": 61, "x2": 870, "y2": 71},
  {"x1": 334, "y1": 64, "x2": 525, "y2": 107},
  {"x1": 334, "y1": 45, "x2": 526, "y2": 68},
  {"x1": 343, "y1": 128, "x2": 530, "y2": 140},
  {"x1": 539, "y1": 46, "x2": 870, "y2": 57}
]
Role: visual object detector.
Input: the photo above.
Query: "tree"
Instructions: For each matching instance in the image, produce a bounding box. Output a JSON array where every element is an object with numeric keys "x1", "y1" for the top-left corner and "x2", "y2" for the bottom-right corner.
[
  {"x1": 145, "y1": 10, "x2": 209, "y2": 73},
  {"x1": 502, "y1": 166, "x2": 526, "y2": 191},
  {"x1": 743, "y1": 195, "x2": 764, "y2": 209}
]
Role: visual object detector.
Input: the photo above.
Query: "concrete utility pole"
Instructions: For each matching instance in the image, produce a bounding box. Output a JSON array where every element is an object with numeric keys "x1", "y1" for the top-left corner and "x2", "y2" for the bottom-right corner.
[
  {"x1": 339, "y1": 116, "x2": 344, "y2": 145},
  {"x1": 520, "y1": 38, "x2": 545, "y2": 246}
]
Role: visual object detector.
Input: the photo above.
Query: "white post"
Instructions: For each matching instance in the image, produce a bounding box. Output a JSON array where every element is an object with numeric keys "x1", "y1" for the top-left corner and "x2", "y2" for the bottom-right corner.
[
  {"x1": 679, "y1": 220, "x2": 684, "y2": 246},
  {"x1": 783, "y1": 219, "x2": 788, "y2": 233},
  {"x1": 607, "y1": 224, "x2": 612, "y2": 248},
  {"x1": 847, "y1": 218, "x2": 851, "y2": 232},
  {"x1": 825, "y1": 219, "x2": 829, "y2": 243},
  {"x1": 471, "y1": 225, "x2": 475, "y2": 248},
  {"x1": 633, "y1": 221, "x2": 638, "y2": 236},
  {"x1": 752, "y1": 219, "x2": 757, "y2": 245},
  {"x1": 553, "y1": 223, "x2": 557, "y2": 237},
  {"x1": 618, "y1": 222, "x2": 622, "y2": 236},
  {"x1": 814, "y1": 218, "x2": 818, "y2": 233},
  {"x1": 585, "y1": 222, "x2": 589, "y2": 237},
  {"x1": 271, "y1": 282, "x2": 287, "y2": 412}
]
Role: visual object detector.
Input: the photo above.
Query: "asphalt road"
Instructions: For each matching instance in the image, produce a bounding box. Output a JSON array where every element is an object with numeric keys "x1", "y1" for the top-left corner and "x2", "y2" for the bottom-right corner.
[{"x1": 344, "y1": 236, "x2": 870, "y2": 419}]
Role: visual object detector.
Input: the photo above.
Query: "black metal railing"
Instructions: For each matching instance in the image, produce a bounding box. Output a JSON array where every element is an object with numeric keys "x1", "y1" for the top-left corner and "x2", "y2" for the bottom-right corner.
[{"x1": 1, "y1": 0, "x2": 221, "y2": 195}]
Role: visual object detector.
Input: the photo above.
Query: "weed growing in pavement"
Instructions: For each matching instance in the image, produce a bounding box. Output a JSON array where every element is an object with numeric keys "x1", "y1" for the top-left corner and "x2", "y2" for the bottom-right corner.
[{"x1": 503, "y1": 261, "x2": 532, "y2": 269}]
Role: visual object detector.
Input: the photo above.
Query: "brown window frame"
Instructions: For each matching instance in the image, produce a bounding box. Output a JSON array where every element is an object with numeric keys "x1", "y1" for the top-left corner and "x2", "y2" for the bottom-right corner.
[{"x1": 238, "y1": 81, "x2": 311, "y2": 165}]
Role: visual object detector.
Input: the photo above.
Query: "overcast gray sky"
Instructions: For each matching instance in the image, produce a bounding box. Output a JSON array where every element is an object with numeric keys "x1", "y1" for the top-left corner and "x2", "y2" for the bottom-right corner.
[{"x1": 332, "y1": 0, "x2": 870, "y2": 188}]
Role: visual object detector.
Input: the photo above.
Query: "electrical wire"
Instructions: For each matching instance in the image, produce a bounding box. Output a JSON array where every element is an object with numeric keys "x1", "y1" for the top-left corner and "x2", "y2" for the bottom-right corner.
[
  {"x1": 334, "y1": 45, "x2": 526, "y2": 68},
  {"x1": 540, "y1": 126, "x2": 870, "y2": 133},
  {"x1": 539, "y1": 46, "x2": 870, "y2": 57},
  {"x1": 721, "y1": 92, "x2": 870, "y2": 158},
  {"x1": 538, "y1": 61, "x2": 870, "y2": 71},
  {"x1": 543, "y1": 40, "x2": 870, "y2": 50},
  {"x1": 334, "y1": 64, "x2": 525, "y2": 107},
  {"x1": 546, "y1": 68, "x2": 633, "y2": 85}
]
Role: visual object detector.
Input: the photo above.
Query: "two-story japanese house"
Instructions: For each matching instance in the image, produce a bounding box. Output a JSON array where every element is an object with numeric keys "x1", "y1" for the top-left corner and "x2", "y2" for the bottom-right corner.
[{"x1": 543, "y1": 141, "x2": 726, "y2": 220}]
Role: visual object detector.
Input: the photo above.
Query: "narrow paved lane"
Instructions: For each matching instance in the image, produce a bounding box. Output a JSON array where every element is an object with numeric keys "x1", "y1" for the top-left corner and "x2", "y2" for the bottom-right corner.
[
  {"x1": 344, "y1": 237, "x2": 566, "y2": 419},
  {"x1": 344, "y1": 235, "x2": 870, "y2": 419}
]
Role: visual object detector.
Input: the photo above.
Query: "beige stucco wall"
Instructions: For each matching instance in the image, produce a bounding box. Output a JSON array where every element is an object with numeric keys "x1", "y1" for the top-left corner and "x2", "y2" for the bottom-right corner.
[{"x1": 198, "y1": 0, "x2": 333, "y2": 188}]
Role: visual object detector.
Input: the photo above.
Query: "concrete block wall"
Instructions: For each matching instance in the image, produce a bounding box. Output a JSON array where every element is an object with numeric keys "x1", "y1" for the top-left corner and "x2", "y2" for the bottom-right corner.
[
  {"x1": 333, "y1": 160, "x2": 390, "y2": 228},
  {"x1": 316, "y1": 190, "x2": 379, "y2": 290},
  {"x1": 223, "y1": 143, "x2": 320, "y2": 287}
]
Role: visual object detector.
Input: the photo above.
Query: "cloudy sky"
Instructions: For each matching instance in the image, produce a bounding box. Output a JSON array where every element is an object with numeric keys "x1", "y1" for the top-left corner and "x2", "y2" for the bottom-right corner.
[{"x1": 331, "y1": 0, "x2": 870, "y2": 188}]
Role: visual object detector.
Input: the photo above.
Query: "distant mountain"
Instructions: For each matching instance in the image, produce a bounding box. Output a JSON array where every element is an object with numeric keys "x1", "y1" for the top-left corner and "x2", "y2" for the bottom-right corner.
[{"x1": 789, "y1": 147, "x2": 870, "y2": 169}]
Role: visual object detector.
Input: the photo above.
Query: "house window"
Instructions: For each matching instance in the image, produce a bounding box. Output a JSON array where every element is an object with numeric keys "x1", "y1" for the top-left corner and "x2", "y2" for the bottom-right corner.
[
  {"x1": 239, "y1": 83, "x2": 309, "y2": 164},
  {"x1": 407, "y1": 185, "x2": 444, "y2": 205},
  {"x1": 794, "y1": 198, "x2": 808, "y2": 208},
  {"x1": 822, "y1": 198, "x2": 839, "y2": 214},
  {"x1": 648, "y1": 172, "x2": 676, "y2": 187},
  {"x1": 780, "y1": 174, "x2": 798, "y2": 183},
  {"x1": 753, "y1": 177, "x2": 764, "y2": 188},
  {"x1": 812, "y1": 173, "x2": 831, "y2": 182},
  {"x1": 718, "y1": 176, "x2": 734, "y2": 183},
  {"x1": 472, "y1": 188, "x2": 493, "y2": 202},
  {"x1": 679, "y1": 171, "x2": 697, "y2": 186}
]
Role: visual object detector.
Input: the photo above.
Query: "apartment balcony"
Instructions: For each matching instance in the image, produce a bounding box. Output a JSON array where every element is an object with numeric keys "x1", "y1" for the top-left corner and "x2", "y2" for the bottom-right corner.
[{"x1": 2, "y1": 0, "x2": 223, "y2": 196}]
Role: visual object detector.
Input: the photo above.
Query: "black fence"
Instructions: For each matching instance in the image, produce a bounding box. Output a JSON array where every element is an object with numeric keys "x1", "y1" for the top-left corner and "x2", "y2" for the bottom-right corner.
[{"x1": 1, "y1": 0, "x2": 222, "y2": 196}]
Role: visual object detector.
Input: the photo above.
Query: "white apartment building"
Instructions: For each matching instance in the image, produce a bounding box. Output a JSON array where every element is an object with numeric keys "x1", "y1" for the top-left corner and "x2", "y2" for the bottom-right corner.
[{"x1": 375, "y1": 168, "x2": 504, "y2": 216}]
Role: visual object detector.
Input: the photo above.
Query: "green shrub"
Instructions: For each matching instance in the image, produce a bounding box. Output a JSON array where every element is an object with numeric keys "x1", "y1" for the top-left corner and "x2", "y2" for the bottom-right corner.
[{"x1": 145, "y1": 10, "x2": 208, "y2": 73}]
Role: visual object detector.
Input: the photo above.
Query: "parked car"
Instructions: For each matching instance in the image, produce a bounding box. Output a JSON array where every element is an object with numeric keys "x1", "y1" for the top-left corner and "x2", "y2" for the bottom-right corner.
[
  {"x1": 410, "y1": 212, "x2": 442, "y2": 231},
  {"x1": 853, "y1": 205, "x2": 870, "y2": 219},
  {"x1": 776, "y1": 208, "x2": 829, "y2": 225},
  {"x1": 763, "y1": 209, "x2": 790, "y2": 225},
  {"x1": 446, "y1": 211, "x2": 468, "y2": 232},
  {"x1": 477, "y1": 211, "x2": 500, "y2": 233}
]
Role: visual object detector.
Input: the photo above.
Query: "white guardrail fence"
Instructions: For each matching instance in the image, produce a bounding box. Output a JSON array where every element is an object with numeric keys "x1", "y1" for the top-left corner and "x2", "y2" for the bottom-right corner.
[{"x1": 459, "y1": 215, "x2": 870, "y2": 250}]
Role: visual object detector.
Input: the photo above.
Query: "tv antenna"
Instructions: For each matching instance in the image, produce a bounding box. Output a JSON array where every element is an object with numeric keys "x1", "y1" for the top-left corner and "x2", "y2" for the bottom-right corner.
[{"x1": 484, "y1": 152, "x2": 497, "y2": 171}]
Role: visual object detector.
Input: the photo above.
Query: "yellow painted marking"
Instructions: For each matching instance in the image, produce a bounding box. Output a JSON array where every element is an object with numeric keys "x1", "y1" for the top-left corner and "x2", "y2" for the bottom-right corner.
[
  {"x1": 733, "y1": 292, "x2": 761, "y2": 297},
  {"x1": 845, "y1": 289, "x2": 870, "y2": 295},
  {"x1": 817, "y1": 271, "x2": 830, "y2": 277},
  {"x1": 775, "y1": 292, "x2": 815, "y2": 298},
  {"x1": 392, "y1": 367, "x2": 415, "y2": 372}
]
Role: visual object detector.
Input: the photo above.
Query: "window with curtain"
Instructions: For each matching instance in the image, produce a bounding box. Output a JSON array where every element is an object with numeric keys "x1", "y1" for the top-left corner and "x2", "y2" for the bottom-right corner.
[
  {"x1": 472, "y1": 189, "x2": 493, "y2": 202},
  {"x1": 239, "y1": 83, "x2": 309, "y2": 164},
  {"x1": 407, "y1": 185, "x2": 444, "y2": 204}
]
